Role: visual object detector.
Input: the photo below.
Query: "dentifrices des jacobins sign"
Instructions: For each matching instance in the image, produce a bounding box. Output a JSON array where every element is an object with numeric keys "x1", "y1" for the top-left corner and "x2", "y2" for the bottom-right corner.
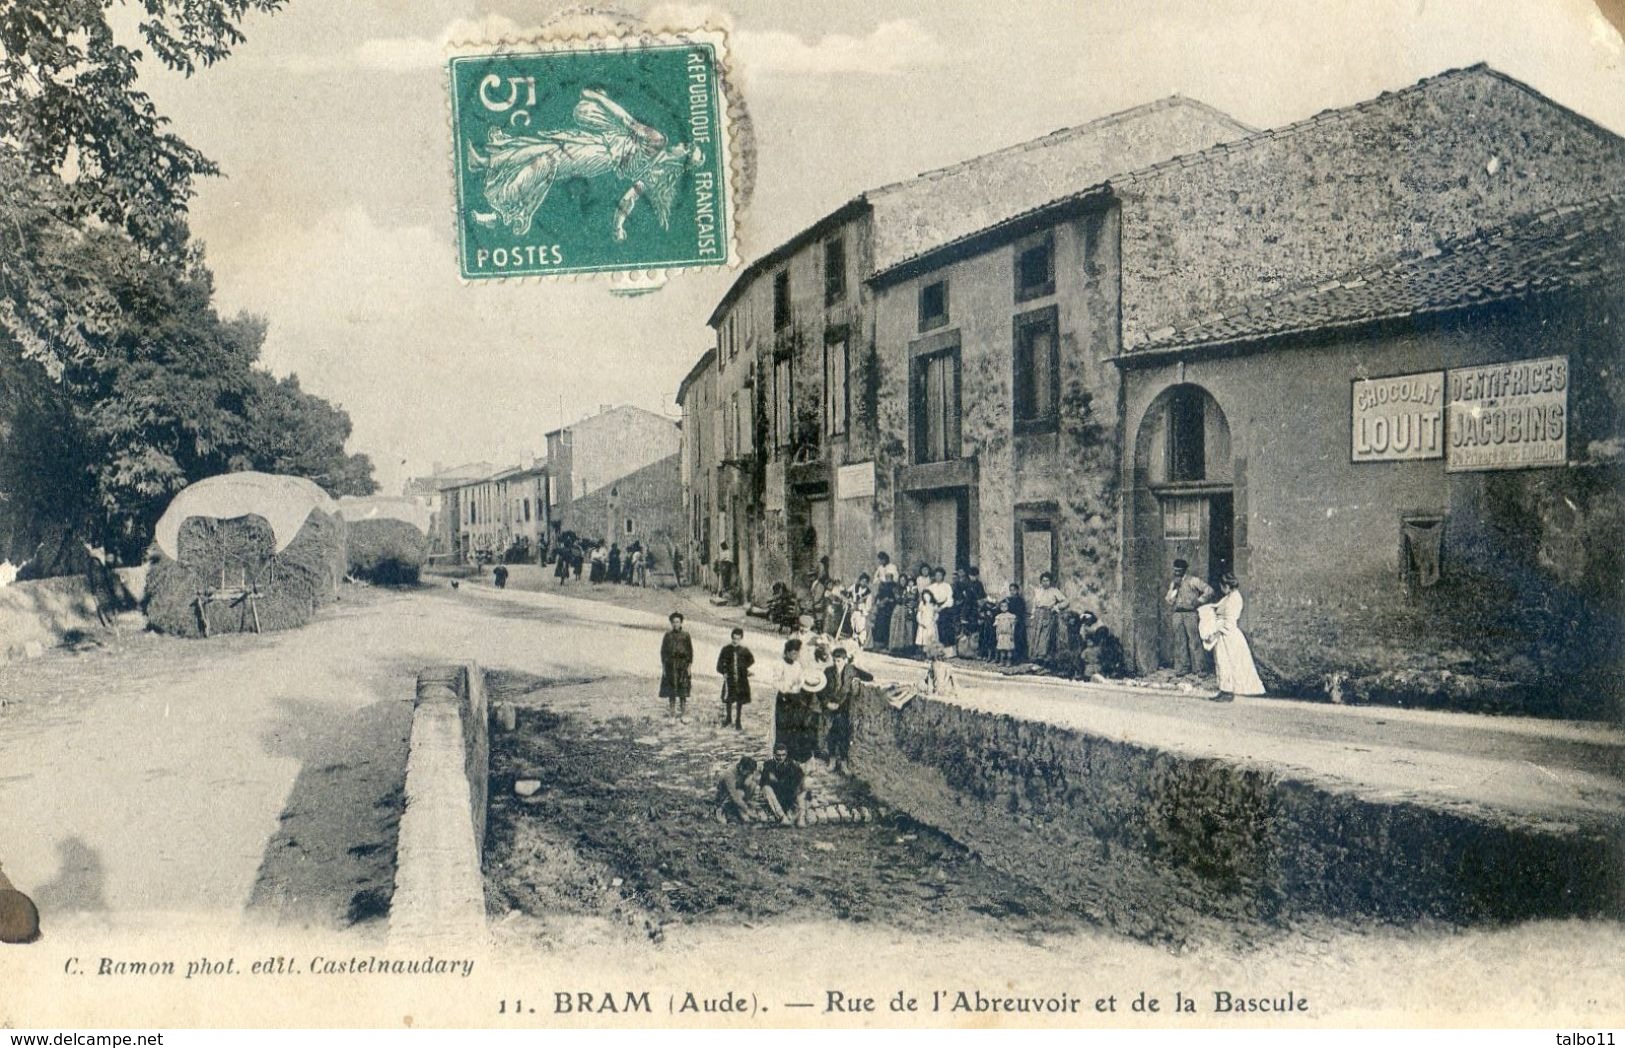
[
  {"x1": 1352, "y1": 371, "x2": 1445, "y2": 462},
  {"x1": 1445, "y1": 356, "x2": 1568, "y2": 472}
]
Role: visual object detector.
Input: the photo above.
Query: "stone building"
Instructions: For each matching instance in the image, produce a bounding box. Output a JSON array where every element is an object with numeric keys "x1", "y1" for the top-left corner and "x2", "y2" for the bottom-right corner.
[
  {"x1": 544, "y1": 405, "x2": 681, "y2": 542},
  {"x1": 867, "y1": 191, "x2": 1122, "y2": 618},
  {"x1": 1116, "y1": 202, "x2": 1625, "y2": 711},
  {"x1": 683, "y1": 63, "x2": 1625, "y2": 708},
  {"x1": 865, "y1": 64, "x2": 1625, "y2": 704},
  {"x1": 862, "y1": 65, "x2": 1625, "y2": 674},
  {"x1": 1103, "y1": 64, "x2": 1625, "y2": 696},
  {"x1": 445, "y1": 458, "x2": 546, "y2": 562},
  {"x1": 404, "y1": 460, "x2": 491, "y2": 558},
  {"x1": 702, "y1": 97, "x2": 1251, "y2": 602},
  {"x1": 676, "y1": 349, "x2": 719, "y2": 588},
  {"x1": 558, "y1": 452, "x2": 684, "y2": 575}
]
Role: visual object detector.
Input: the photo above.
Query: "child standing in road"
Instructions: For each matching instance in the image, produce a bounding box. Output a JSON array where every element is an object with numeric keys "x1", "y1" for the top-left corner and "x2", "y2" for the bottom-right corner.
[
  {"x1": 716, "y1": 626, "x2": 755, "y2": 730},
  {"x1": 994, "y1": 599, "x2": 1018, "y2": 666},
  {"x1": 659, "y1": 612, "x2": 694, "y2": 720}
]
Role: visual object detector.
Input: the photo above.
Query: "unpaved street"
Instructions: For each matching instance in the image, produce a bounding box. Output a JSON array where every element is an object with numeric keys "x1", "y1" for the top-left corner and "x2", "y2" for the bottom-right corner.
[{"x1": 1, "y1": 580, "x2": 1622, "y2": 1027}]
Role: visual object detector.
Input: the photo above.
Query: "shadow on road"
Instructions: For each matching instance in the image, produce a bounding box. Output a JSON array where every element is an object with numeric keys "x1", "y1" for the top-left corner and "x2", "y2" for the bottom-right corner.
[
  {"x1": 246, "y1": 696, "x2": 412, "y2": 930},
  {"x1": 31, "y1": 836, "x2": 108, "y2": 915}
]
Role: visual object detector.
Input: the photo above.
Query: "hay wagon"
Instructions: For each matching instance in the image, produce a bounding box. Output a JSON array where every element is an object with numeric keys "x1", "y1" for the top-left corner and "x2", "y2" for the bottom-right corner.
[{"x1": 145, "y1": 473, "x2": 346, "y2": 637}]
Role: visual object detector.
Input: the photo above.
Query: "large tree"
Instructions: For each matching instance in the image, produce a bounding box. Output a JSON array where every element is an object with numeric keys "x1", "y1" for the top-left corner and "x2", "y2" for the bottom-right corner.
[
  {"x1": 1, "y1": 1, "x2": 284, "y2": 374},
  {"x1": 0, "y1": 0, "x2": 381, "y2": 568}
]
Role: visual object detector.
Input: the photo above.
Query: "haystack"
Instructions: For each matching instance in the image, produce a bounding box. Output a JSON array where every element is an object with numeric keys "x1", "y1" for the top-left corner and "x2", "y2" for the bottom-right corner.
[
  {"x1": 337, "y1": 496, "x2": 431, "y2": 585},
  {"x1": 145, "y1": 472, "x2": 346, "y2": 637}
]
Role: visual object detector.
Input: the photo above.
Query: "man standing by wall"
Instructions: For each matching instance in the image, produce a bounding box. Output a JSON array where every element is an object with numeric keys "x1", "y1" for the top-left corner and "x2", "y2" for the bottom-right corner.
[{"x1": 1165, "y1": 559, "x2": 1213, "y2": 677}]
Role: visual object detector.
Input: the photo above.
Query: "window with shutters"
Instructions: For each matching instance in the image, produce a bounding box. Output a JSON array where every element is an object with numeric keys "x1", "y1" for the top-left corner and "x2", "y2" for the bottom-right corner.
[
  {"x1": 774, "y1": 356, "x2": 792, "y2": 450},
  {"x1": 824, "y1": 335, "x2": 849, "y2": 436},
  {"x1": 911, "y1": 345, "x2": 962, "y2": 464},
  {"x1": 1013, "y1": 305, "x2": 1059, "y2": 430}
]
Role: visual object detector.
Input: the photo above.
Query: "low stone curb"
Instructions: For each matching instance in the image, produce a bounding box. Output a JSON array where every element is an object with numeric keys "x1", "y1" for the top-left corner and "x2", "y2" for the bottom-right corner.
[{"x1": 390, "y1": 662, "x2": 489, "y2": 948}]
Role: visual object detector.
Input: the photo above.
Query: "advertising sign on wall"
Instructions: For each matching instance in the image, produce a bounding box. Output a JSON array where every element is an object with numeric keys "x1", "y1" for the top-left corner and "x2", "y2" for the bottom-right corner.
[
  {"x1": 1445, "y1": 356, "x2": 1568, "y2": 472},
  {"x1": 1351, "y1": 371, "x2": 1445, "y2": 461},
  {"x1": 837, "y1": 461, "x2": 876, "y2": 500}
]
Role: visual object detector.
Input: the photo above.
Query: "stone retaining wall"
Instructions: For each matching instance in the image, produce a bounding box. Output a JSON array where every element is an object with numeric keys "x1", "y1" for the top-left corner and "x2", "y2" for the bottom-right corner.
[
  {"x1": 849, "y1": 688, "x2": 1622, "y2": 942},
  {"x1": 0, "y1": 568, "x2": 145, "y2": 664}
]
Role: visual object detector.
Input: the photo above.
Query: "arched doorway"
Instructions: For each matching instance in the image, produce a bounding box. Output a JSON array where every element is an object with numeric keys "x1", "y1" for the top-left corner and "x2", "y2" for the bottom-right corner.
[{"x1": 1126, "y1": 384, "x2": 1234, "y2": 674}]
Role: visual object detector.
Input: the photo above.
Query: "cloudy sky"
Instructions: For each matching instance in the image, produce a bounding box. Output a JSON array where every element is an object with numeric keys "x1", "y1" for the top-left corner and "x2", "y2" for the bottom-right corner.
[{"x1": 135, "y1": 0, "x2": 1625, "y2": 494}]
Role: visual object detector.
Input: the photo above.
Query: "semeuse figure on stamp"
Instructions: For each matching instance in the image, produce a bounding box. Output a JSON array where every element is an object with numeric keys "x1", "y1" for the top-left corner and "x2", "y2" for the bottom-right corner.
[{"x1": 468, "y1": 89, "x2": 702, "y2": 242}]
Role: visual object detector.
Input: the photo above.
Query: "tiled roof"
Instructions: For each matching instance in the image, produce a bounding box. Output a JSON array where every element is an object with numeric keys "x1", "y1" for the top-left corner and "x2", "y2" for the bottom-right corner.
[
  {"x1": 866, "y1": 96, "x2": 1251, "y2": 275},
  {"x1": 876, "y1": 64, "x2": 1625, "y2": 293},
  {"x1": 1128, "y1": 194, "x2": 1625, "y2": 355},
  {"x1": 708, "y1": 96, "x2": 1249, "y2": 325},
  {"x1": 1109, "y1": 64, "x2": 1621, "y2": 193}
]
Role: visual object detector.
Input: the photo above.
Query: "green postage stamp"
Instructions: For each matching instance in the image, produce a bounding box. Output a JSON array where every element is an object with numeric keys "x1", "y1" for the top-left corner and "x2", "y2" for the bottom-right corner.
[{"x1": 449, "y1": 32, "x2": 734, "y2": 281}]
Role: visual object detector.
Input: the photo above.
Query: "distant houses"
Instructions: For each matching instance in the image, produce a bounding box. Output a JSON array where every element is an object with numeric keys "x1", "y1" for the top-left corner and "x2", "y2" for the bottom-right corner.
[{"x1": 408, "y1": 405, "x2": 682, "y2": 566}]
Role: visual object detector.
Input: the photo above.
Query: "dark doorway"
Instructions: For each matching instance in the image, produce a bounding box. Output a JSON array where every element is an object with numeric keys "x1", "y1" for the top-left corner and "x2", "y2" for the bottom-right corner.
[
  {"x1": 1208, "y1": 492, "x2": 1234, "y2": 585},
  {"x1": 914, "y1": 489, "x2": 971, "y2": 571}
]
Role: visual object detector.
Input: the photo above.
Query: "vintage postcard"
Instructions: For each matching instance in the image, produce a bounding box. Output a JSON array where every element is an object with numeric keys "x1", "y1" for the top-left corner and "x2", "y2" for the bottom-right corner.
[{"x1": 0, "y1": 0, "x2": 1622, "y2": 1037}]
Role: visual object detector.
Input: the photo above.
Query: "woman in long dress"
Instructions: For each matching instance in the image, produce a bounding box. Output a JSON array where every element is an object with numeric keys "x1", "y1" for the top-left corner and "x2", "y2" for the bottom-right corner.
[
  {"x1": 1027, "y1": 573, "x2": 1069, "y2": 666},
  {"x1": 887, "y1": 583, "x2": 917, "y2": 655},
  {"x1": 1204, "y1": 572, "x2": 1265, "y2": 702}
]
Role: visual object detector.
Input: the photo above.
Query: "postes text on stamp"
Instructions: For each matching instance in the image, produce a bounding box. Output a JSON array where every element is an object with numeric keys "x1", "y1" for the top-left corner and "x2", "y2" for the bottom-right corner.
[{"x1": 449, "y1": 35, "x2": 732, "y2": 280}]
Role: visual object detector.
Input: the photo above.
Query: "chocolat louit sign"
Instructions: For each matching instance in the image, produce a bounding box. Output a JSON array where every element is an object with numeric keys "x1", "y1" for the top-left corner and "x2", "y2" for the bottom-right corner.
[{"x1": 1351, "y1": 371, "x2": 1445, "y2": 462}]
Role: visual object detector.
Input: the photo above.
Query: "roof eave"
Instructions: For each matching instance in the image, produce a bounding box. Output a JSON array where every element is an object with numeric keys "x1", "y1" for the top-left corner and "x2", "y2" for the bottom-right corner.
[
  {"x1": 705, "y1": 197, "x2": 871, "y2": 327},
  {"x1": 868, "y1": 187, "x2": 1115, "y2": 289},
  {"x1": 1110, "y1": 282, "x2": 1599, "y2": 367}
]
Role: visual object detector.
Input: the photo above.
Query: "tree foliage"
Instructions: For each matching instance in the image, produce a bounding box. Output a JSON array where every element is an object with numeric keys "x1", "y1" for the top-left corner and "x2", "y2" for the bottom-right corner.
[
  {"x1": 0, "y1": 0, "x2": 379, "y2": 568},
  {"x1": 0, "y1": 0, "x2": 285, "y2": 373},
  {"x1": 1, "y1": 228, "x2": 376, "y2": 565}
]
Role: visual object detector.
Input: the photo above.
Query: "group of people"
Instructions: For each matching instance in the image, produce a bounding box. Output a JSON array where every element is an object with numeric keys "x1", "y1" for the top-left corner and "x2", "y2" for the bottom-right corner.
[
  {"x1": 657, "y1": 556, "x2": 1267, "y2": 827},
  {"x1": 550, "y1": 535, "x2": 651, "y2": 587},
  {"x1": 1163, "y1": 557, "x2": 1265, "y2": 702},
  {"x1": 760, "y1": 552, "x2": 1128, "y2": 683},
  {"x1": 658, "y1": 612, "x2": 873, "y2": 828}
]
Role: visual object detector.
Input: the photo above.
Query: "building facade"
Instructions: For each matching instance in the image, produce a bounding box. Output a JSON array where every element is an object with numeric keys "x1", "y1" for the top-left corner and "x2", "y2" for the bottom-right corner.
[
  {"x1": 868, "y1": 194, "x2": 1123, "y2": 621},
  {"x1": 682, "y1": 64, "x2": 1625, "y2": 707},
  {"x1": 559, "y1": 452, "x2": 684, "y2": 575},
  {"x1": 1116, "y1": 205, "x2": 1624, "y2": 708},
  {"x1": 544, "y1": 405, "x2": 681, "y2": 540},
  {"x1": 676, "y1": 349, "x2": 718, "y2": 588},
  {"x1": 403, "y1": 460, "x2": 491, "y2": 558},
  {"x1": 1105, "y1": 65, "x2": 1625, "y2": 687},
  {"x1": 702, "y1": 98, "x2": 1250, "y2": 603}
]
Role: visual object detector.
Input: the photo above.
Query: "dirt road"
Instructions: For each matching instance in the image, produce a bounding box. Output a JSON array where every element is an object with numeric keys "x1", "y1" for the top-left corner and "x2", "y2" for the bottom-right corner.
[{"x1": 1, "y1": 579, "x2": 1621, "y2": 1026}]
